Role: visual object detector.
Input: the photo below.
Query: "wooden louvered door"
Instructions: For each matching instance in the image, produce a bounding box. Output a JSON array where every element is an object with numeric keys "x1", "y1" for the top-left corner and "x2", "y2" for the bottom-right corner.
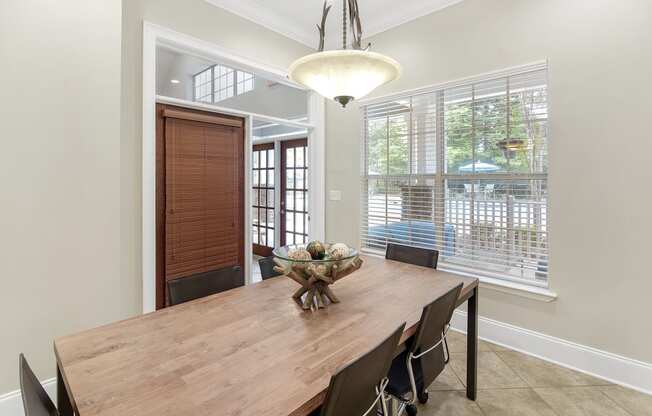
[{"x1": 156, "y1": 104, "x2": 245, "y2": 309}]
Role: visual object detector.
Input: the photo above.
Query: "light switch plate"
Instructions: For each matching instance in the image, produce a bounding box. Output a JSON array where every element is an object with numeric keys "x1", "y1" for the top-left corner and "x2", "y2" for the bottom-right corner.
[{"x1": 329, "y1": 190, "x2": 342, "y2": 201}]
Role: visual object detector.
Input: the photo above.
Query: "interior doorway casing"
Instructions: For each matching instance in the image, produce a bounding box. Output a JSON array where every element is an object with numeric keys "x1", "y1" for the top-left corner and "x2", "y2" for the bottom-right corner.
[{"x1": 142, "y1": 22, "x2": 325, "y2": 313}]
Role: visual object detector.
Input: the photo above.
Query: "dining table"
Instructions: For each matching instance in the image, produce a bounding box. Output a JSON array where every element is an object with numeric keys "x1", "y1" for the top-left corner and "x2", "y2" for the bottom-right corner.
[{"x1": 54, "y1": 254, "x2": 479, "y2": 416}]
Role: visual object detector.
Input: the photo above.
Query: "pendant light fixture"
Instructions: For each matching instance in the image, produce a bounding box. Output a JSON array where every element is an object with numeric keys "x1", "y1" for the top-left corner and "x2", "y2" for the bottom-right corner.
[{"x1": 288, "y1": 0, "x2": 401, "y2": 108}]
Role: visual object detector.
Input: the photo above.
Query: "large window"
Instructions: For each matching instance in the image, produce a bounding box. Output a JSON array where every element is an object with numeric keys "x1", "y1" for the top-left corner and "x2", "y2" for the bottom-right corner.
[
  {"x1": 193, "y1": 64, "x2": 255, "y2": 103},
  {"x1": 361, "y1": 64, "x2": 549, "y2": 285}
]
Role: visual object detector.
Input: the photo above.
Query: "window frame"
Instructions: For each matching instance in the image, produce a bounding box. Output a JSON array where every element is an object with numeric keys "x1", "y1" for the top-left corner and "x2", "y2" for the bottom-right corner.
[
  {"x1": 193, "y1": 64, "x2": 255, "y2": 104},
  {"x1": 360, "y1": 63, "x2": 549, "y2": 288}
]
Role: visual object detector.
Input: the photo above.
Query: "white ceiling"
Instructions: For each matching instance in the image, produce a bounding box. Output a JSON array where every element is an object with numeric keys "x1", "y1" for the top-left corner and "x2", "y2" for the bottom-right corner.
[{"x1": 205, "y1": 0, "x2": 463, "y2": 50}]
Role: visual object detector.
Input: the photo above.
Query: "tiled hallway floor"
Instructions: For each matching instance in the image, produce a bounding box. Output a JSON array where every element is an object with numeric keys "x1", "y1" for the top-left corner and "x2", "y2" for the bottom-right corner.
[{"x1": 419, "y1": 330, "x2": 652, "y2": 416}]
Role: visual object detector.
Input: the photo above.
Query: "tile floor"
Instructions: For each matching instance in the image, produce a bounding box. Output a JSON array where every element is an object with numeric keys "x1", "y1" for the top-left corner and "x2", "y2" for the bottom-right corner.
[{"x1": 418, "y1": 330, "x2": 652, "y2": 416}]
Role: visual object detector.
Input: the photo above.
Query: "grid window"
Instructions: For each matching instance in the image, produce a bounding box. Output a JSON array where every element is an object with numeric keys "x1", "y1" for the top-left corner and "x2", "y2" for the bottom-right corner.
[
  {"x1": 214, "y1": 65, "x2": 235, "y2": 102},
  {"x1": 361, "y1": 64, "x2": 549, "y2": 286},
  {"x1": 237, "y1": 70, "x2": 255, "y2": 95},
  {"x1": 283, "y1": 141, "x2": 309, "y2": 246},
  {"x1": 253, "y1": 145, "x2": 275, "y2": 252},
  {"x1": 193, "y1": 68, "x2": 212, "y2": 103},
  {"x1": 193, "y1": 65, "x2": 255, "y2": 105}
]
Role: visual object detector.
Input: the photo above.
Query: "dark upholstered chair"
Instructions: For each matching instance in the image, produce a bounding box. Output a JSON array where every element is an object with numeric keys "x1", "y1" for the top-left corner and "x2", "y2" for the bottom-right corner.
[
  {"x1": 167, "y1": 266, "x2": 242, "y2": 306},
  {"x1": 385, "y1": 243, "x2": 439, "y2": 269},
  {"x1": 20, "y1": 354, "x2": 58, "y2": 416},
  {"x1": 386, "y1": 284, "x2": 462, "y2": 416},
  {"x1": 258, "y1": 256, "x2": 282, "y2": 280},
  {"x1": 311, "y1": 323, "x2": 406, "y2": 416}
]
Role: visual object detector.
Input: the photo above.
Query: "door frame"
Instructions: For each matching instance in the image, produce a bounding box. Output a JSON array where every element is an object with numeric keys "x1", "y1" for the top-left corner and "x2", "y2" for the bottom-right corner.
[{"x1": 142, "y1": 22, "x2": 325, "y2": 313}]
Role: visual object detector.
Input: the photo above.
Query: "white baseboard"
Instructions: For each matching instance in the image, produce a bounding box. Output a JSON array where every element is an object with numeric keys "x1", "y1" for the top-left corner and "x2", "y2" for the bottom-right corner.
[
  {"x1": 0, "y1": 378, "x2": 56, "y2": 416},
  {"x1": 450, "y1": 310, "x2": 652, "y2": 396}
]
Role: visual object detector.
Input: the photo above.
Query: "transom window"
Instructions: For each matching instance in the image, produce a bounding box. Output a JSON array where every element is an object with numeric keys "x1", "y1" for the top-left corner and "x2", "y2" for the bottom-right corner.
[
  {"x1": 361, "y1": 63, "x2": 549, "y2": 286},
  {"x1": 193, "y1": 64, "x2": 255, "y2": 103}
]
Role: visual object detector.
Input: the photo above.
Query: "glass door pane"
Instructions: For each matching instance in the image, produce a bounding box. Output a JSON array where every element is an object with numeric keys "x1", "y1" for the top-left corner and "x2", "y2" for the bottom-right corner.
[
  {"x1": 252, "y1": 143, "x2": 275, "y2": 256},
  {"x1": 281, "y1": 139, "x2": 309, "y2": 246}
]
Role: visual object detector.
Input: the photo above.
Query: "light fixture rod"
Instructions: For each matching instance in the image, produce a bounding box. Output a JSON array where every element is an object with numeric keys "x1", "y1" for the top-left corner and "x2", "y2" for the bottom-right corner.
[{"x1": 342, "y1": 0, "x2": 347, "y2": 50}]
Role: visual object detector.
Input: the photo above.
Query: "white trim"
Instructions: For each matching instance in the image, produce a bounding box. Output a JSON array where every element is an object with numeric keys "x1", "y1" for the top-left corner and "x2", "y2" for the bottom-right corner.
[
  {"x1": 152, "y1": 22, "x2": 303, "y2": 89},
  {"x1": 156, "y1": 96, "x2": 314, "y2": 131},
  {"x1": 142, "y1": 23, "x2": 157, "y2": 314},
  {"x1": 244, "y1": 116, "x2": 253, "y2": 285},
  {"x1": 0, "y1": 378, "x2": 56, "y2": 416},
  {"x1": 142, "y1": 22, "x2": 326, "y2": 312},
  {"x1": 203, "y1": 0, "x2": 316, "y2": 48},
  {"x1": 358, "y1": 60, "x2": 548, "y2": 106},
  {"x1": 253, "y1": 131, "x2": 309, "y2": 141},
  {"x1": 363, "y1": 0, "x2": 465, "y2": 39},
  {"x1": 360, "y1": 248, "x2": 557, "y2": 302},
  {"x1": 202, "y1": 0, "x2": 464, "y2": 50},
  {"x1": 308, "y1": 91, "x2": 326, "y2": 242},
  {"x1": 450, "y1": 311, "x2": 652, "y2": 396},
  {"x1": 438, "y1": 265, "x2": 557, "y2": 302}
]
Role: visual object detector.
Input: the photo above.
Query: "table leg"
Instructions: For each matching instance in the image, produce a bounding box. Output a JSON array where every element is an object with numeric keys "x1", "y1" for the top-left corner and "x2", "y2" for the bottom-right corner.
[
  {"x1": 466, "y1": 287, "x2": 478, "y2": 400},
  {"x1": 57, "y1": 363, "x2": 73, "y2": 416}
]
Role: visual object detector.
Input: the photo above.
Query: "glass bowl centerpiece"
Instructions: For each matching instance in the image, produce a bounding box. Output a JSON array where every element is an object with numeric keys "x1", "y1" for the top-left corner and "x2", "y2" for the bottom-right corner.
[{"x1": 272, "y1": 242, "x2": 363, "y2": 310}]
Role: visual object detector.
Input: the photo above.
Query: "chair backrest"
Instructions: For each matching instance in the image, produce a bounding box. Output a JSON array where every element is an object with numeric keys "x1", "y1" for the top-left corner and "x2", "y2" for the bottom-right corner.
[
  {"x1": 19, "y1": 354, "x2": 58, "y2": 416},
  {"x1": 409, "y1": 284, "x2": 463, "y2": 390},
  {"x1": 167, "y1": 266, "x2": 242, "y2": 306},
  {"x1": 386, "y1": 243, "x2": 439, "y2": 269},
  {"x1": 258, "y1": 256, "x2": 282, "y2": 280},
  {"x1": 320, "y1": 323, "x2": 406, "y2": 416}
]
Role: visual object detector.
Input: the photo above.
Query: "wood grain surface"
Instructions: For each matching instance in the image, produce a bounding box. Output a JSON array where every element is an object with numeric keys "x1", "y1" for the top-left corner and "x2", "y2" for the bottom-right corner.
[{"x1": 54, "y1": 255, "x2": 478, "y2": 416}]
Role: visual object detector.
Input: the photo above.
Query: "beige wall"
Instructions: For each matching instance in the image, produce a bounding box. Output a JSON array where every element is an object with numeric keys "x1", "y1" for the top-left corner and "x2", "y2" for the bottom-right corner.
[
  {"x1": 325, "y1": 0, "x2": 652, "y2": 363},
  {"x1": 120, "y1": 0, "x2": 312, "y2": 325},
  {"x1": 0, "y1": 0, "x2": 122, "y2": 394},
  {"x1": 0, "y1": 0, "x2": 311, "y2": 396}
]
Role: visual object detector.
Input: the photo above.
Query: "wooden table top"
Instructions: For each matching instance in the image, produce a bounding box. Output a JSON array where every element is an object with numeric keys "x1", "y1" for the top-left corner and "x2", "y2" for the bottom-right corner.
[{"x1": 54, "y1": 255, "x2": 478, "y2": 416}]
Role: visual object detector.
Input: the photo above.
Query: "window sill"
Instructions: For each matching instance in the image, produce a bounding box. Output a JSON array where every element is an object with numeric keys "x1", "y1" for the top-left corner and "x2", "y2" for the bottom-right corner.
[
  {"x1": 360, "y1": 250, "x2": 557, "y2": 302},
  {"x1": 438, "y1": 266, "x2": 558, "y2": 302}
]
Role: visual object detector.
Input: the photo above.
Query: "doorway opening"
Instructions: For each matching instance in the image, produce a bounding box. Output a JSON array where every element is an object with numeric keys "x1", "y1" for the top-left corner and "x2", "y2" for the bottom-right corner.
[{"x1": 144, "y1": 23, "x2": 325, "y2": 311}]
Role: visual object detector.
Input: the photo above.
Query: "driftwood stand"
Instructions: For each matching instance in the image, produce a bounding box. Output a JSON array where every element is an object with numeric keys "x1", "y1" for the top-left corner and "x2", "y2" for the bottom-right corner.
[{"x1": 274, "y1": 257, "x2": 363, "y2": 310}]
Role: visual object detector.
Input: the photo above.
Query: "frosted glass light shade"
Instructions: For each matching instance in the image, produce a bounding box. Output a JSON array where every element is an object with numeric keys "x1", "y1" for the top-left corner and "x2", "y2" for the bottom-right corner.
[{"x1": 289, "y1": 50, "x2": 401, "y2": 106}]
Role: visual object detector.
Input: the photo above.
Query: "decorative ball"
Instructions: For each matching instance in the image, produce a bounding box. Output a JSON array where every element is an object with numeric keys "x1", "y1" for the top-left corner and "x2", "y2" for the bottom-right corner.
[
  {"x1": 306, "y1": 240, "x2": 326, "y2": 260},
  {"x1": 328, "y1": 243, "x2": 351, "y2": 260},
  {"x1": 288, "y1": 248, "x2": 312, "y2": 262},
  {"x1": 288, "y1": 248, "x2": 312, "y2": 271}
]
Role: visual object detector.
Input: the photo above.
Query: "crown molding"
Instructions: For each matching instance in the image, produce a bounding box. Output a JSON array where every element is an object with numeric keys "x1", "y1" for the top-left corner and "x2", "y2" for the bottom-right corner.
[
  {"x1": 204, "y1": 0, "x2": 464, "y2": 51},
  {"x1": 363, "y1": 0, "x2": 464, "y2": 38},
  {"x1": 204, "y1": 0, "x2": 317, "y2": 48}
]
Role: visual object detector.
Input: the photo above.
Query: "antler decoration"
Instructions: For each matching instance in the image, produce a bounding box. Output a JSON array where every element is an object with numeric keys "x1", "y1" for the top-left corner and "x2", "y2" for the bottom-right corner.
[
  {"x1": 348, "y1": 0, "x2": 371, "y2": 50},
  {"x1": 317, "y1": 1, "x2": 332, "y2": 52}
]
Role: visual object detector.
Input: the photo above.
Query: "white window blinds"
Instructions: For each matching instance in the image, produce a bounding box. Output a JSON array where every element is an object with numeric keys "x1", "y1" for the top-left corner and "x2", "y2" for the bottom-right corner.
[{"x1": 361, "y1": 63, "x2": 549, "y2": 286}]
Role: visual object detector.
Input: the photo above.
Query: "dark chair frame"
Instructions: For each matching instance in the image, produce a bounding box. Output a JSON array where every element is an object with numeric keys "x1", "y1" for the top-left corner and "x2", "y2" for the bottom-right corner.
[
  {"x1": 388, "y1": 284, "x2": 463, "y2": 416},
  {"x1": 167, "y1": 266, "x2": 242, "y2": 306},
  {"x1": 258, "y1": 256, "x2": 282, "y2": 280},
  {"x1": 385, "y1": 243, "x2": 439, "y2": 269},
  {"x1": 316, "y1": 323, "x2": 406, "y2": 416},
  {"x1": 20, "y1": 354, "x2": 59, "y2": 416}
]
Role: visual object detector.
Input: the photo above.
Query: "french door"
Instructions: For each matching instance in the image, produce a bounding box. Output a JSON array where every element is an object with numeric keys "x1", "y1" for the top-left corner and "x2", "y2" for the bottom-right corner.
[
  {"x1": 281, "y1": 139, "x2": 309, "y2": 246},
  {"x1": 252, "y1": 143, "x2": 275, "y2": 256}
]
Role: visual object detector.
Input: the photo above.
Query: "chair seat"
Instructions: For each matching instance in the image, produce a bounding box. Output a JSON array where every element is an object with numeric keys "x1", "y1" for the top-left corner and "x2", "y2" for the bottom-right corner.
[{"x1": 386, "y1": 349, "x2": 425, "y2": 397}]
